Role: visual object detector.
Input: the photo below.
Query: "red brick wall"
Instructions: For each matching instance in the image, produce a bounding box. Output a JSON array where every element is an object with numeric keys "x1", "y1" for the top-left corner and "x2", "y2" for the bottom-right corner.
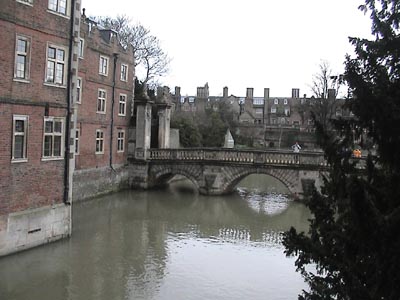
[
  {"x1": 0, "y1": 0, "x2": 72, "y2": 216},
  {"x1": 75, "y1": 20, "x2": 134, "y2": 171}
]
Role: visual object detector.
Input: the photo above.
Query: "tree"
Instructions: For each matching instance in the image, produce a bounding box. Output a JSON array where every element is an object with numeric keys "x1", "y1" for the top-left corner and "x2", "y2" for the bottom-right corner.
[
  {"x1": 170, "y1": 116, "x2": 202, "y2": 147},
  {"x1": 307, "y1": 60, "x2": 345, "y2": 131},
  {"x1": 96, "y1": 15, "x2": 170, "y2": 86},
  {"x1": 283, "y1": 1, "x2": 400, "y2": 299}
]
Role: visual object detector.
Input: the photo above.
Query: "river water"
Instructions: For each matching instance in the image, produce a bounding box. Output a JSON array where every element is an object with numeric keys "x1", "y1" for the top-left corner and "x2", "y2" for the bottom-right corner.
[{"x1": 0, "y1": 175, "x2": 311, "y2": 300}]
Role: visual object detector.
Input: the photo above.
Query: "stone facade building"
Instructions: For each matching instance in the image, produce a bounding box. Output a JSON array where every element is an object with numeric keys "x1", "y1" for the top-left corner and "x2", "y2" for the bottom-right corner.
[{"x1": 0, "y1": 0, "x2": 81, "y2": 256}]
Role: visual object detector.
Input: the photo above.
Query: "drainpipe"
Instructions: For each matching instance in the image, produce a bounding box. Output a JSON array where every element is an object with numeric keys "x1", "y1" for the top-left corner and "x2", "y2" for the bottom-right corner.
[
  {"x1": 110, "y1": 53, "x2": 118, "y2": 170},
  {"x1": 63, "y1": 0, "x2": 76, "y2": 205}
]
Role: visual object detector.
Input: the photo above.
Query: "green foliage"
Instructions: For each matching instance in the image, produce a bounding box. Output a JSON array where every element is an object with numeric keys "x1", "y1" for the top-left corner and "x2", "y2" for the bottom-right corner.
[
  {"x1": 170, "y1": 117, "x2": 202, "y2": 147},
  {"x1": 200, "y1": 112, "x2": 227, "y2": 147},
  {"x1": 283, "y1": 1, "x2": 400, "y2": 299}
]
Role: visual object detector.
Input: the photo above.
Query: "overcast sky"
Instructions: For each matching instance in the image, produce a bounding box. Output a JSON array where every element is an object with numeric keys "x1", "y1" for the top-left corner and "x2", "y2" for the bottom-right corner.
[{"x1": 81, "y1": 0, "x2": 373, "y2": 97}]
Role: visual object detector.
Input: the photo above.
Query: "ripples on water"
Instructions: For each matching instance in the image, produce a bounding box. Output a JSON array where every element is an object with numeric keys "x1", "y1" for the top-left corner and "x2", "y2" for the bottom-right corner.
[{"x1": 0, "y1": 176, "x2": 311, "y2": 300}]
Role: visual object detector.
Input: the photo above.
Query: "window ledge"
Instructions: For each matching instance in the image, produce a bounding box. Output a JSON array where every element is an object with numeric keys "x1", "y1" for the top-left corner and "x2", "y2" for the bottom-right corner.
[
  {"x1": 44, "y1": 82, "x2": 67, "y2": 89},
  {"x1": 11, "y1": 158, "x2": 28, "y2": 163},
  {"x1": 47, "y1": 9, "x2": 70, "y2": 19},
  {"x1": 13, "y1": 78, "x2": 30, "y2": 84},
  {"x1": 16, "y1": 0, "x2": 33, "y2": 6},
  {"x1": 41, "y1": 157, "x2": 64, "y2": 162}
]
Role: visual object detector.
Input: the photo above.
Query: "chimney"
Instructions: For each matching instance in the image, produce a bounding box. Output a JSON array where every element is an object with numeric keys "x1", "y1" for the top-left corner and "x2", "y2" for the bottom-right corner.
[
  {"x1": 175, "y1": 86, "x2": 181, "y2": 97},
  {"x1": 246, "y1": 88, "x2": 254, "y2": 99},
  {"x1": 292, "y1": 88, "x2": 300, "y2": 99},
  {"x1": 264, "y1": 88, "x2": 270, "y2": 99},
  {"x1": 328, "y1": 89, "x2": 336, "y2": 99},
  {"x1": 223, "y1": 86, "x2": 228, "y2": 98}
]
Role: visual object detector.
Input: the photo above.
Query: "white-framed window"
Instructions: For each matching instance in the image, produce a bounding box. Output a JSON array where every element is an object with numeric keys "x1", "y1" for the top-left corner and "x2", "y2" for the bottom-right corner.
[
  {"x1": 45, "y1": 44, "x2": 67, "y2": 86},
  {"x1": 14, "y1": 35, "x2": 31, "y2": 81},
  {"x1": 274, "y1": 99, "x2": 279, "y2": 105},
  {"x1": 48, "y1": 0, "x2": 68, "y2": 16},
  {"x1": 99, "y1": 55, "x2": 109, "y2": 76},
  {"x1": 76, "y1": 77, "x2": 82, "y2": 103},
  {"x1": 271, "y1": 107, "x2": 277, "y2": 113},
  {"x1": 95, "y1": 130, "x2": 104, "y2": 154},
  {"x1": 78, "y1": 38, "x2": 84, "y2": 58},
  {"x1": 12, "y1": 115, "x2": 28, "y2": 161},
  {"x1": 283, "y1": 99, "x2": 288, "y2": 105},
  {"x1": 75, "y1": 128, "x2": 80, "y2": 154},
  {"x1": 120, "y1": 64, "x2": 128, "y2": 81},
  {"x1": 97, "y1": 89, "x2": 106, "y2": 113},
  {"x1": 17, "y1": 0, "x2": 33, "y2": 5},
  {"x1": 281, "y1": 118, "x2": 286, "y2": 124},
  {"x1": 253, "y1": 98, "x2": 264, "y2": 105},
  {"x1": 284, "y1": 107, "x2": 290, "y2": 116},
  {"x1": 119, "y1": 94, "x2": 126, "y2": 116},
  {"x1": 117, "y1": 130, "x2": 125, "y2": 152},
  {"x1": 43, "y1": 117, "x2": 64, "y2": 159}
]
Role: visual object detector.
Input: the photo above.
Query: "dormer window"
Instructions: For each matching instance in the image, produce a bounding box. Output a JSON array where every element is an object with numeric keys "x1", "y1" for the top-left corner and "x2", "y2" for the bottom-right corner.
[{"x1": 274, "y1": 99, "x2": 279, "y2": 105}]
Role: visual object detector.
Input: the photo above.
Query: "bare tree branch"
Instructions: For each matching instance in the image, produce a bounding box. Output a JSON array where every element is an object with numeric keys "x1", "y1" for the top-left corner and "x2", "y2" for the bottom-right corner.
[{"x1": 95, "y1": 15, "x2": 170, "y2": 86}]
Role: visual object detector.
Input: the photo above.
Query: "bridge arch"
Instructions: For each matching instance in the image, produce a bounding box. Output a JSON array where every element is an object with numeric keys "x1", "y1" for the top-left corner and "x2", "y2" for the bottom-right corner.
[
  {"x1": 149, "y1": 164, "x2": 202, "y2": 191},
  {"x1": 220, "y1": 166, "x2": 299, "y2": 196}
]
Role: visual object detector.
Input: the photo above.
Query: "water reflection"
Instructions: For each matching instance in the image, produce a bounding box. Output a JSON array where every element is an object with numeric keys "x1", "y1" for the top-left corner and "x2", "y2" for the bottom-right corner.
[{"x1": 0, "y1": 176, "x2": 311, "y2": 300}]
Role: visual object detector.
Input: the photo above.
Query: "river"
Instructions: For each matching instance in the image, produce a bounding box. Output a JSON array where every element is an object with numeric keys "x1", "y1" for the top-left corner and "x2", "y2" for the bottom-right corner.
[{"x1": 0, "y1": 175, "x2": 311, "y2": 300}]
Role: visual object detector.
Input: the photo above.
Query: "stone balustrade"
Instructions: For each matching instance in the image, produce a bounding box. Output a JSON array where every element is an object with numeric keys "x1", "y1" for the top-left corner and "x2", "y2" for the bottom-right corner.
[{"x1": 148, "y1": 148, "x2": 328, "y2": 168}]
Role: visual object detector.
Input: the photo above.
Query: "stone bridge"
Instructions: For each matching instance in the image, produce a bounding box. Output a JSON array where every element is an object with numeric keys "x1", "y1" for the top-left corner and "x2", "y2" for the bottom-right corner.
[{"x1": 129, "y1": 148, "x2": 333, "y2": 199}]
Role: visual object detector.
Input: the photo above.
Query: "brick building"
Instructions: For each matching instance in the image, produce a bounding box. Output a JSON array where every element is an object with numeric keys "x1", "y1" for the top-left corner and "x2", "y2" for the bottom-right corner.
[
  {"x1": 0, "y1": 0, "x2": 81, "y2": 256},
  {"x1": 72, "y1": 15, "x2": 135, "y2": 201}
]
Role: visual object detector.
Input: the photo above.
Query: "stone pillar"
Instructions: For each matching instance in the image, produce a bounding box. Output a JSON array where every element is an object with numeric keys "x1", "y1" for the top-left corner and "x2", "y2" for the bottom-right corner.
[
  {"x1": 263, "y1": 88, "x2": 270, "y2": 124},
  {"x1": 157, "y1": 103, "x2": 171, "y2": 148},
  {"x1": 135, "y1": 97, "x2": 153, "y2": 160}
]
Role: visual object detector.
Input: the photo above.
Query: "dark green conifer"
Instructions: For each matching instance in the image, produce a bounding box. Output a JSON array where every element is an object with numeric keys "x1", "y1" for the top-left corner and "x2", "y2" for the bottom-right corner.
[{"x1": 283, "y1": 1, "x2": 400, "y2": 299}]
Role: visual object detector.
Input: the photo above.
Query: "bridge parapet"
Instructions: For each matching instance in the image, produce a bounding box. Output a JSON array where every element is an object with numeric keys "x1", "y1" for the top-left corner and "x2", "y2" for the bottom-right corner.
[{"x1": 148, "y1": 148, "x2": 328, "y2": 168}]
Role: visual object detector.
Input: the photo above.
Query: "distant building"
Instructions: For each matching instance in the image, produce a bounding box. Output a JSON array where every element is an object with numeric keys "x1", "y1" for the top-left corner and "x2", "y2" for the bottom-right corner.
[{"x1": 170, "y1": 84, "x2": 350, "y2": 149}]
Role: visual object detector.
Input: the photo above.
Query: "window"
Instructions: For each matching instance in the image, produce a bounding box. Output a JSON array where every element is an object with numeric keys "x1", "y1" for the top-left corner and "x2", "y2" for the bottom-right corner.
[
  {"x1": 120, "y1": 64, "x2": 128, "y2": 81},
  {"x1": 75, "y1": 128, "x2": 80, "y2": 154},
  {"x1": 97, "y1": 89, "x2": 106, "y2": 113},
  {"x1": 76, "y1": 77, "x2": 82, "y2": 103},
  {"x1": 48, "y1": 0, "x2": 68, "y2": 15},
  {"x1": 283, "y1": 99, "x2": 288, "y2": 105},
  {"x1": 253, "y1": 98, "x2": 264, "y2": 105},
  {"x1": 95, "y1": 130, "x2": 104, "y2": 154},
  {"x1": 284, "y1": 107, "x2": 290, "y2": 116},
  {"x1": 281, "y1": 118, "x2": 286, "y2": 124},
  {"x1": 78, "y1": 38, "x2": 84, "y2": 58},
  {"x1": 43, "y1": 117, "x2": 64, "y2": 159},
  {"x1": 119, "y1": 94, "x2": 126, "y2": 116},
  {"x1": 274, "y1": 99, "x2": 279, "y2": 105},
  {"x1": 99, "y1": 55, "x2": 109, "y2": 76},
  {"x1": 271, "y1": 107, "x2": 277, "y2": 113},
  {"x1": 117, "y1": 130, "x2": 125, "y2": 152},
  {"x1": 45, "y1": 44, "x2": 67, "y2": 85},
  {"x1": 14, "y1": 36, "x2": 30, "y2": 80},
  {"x1": 12, "y1": 115, "x2": 28, "y2": 161}
]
